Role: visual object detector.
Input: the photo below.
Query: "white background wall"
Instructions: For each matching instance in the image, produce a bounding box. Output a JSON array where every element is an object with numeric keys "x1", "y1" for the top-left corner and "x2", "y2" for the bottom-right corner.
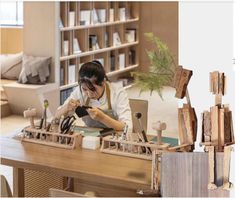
[{"x1": 179, "y1": 1, "x2": 235, "y2": 194}]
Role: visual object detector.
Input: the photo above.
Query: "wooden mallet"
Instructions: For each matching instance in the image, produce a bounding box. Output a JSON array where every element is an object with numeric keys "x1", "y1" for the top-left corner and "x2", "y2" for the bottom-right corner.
[{"x1": 23, "y1": 108, "x2": 37, "y2": 128}]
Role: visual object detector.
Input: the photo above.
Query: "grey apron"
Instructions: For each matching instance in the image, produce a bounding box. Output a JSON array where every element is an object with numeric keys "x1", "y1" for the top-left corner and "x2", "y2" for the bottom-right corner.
[{"x1": 82, "y1": 83, "x2": 117, "y2": 128}]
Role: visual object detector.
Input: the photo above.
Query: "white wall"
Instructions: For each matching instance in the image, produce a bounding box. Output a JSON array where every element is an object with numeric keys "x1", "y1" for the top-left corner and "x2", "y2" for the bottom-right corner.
[{"x1": 179, "y1": 1, "x2": 235, "y2": 194}]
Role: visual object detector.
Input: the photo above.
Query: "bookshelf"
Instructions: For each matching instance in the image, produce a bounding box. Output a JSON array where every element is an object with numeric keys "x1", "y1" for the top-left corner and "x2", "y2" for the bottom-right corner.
[{"x1": 59, "y1": 1, "x2": 139, "y2": 104}]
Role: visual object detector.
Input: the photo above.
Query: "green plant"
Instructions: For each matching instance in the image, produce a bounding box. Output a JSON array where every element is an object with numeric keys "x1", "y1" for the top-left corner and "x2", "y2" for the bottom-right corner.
[{"x1": 132, "y1": 32, "x2": 176, "y2": 99}]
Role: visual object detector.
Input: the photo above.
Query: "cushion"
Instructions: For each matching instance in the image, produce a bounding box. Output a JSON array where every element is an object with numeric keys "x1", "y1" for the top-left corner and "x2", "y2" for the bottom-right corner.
[
  {"x1": 0, "y1": 52, "x2": 23, "y2": 80},
  {"x1": 18, "y1": 55, "x2": 51, "y2": 84}
]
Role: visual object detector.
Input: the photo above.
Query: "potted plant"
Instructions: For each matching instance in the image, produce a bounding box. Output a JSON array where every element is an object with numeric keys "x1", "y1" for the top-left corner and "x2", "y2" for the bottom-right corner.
[{"x1": 132, "y1": 32, "x2": 176, "y2": 99}]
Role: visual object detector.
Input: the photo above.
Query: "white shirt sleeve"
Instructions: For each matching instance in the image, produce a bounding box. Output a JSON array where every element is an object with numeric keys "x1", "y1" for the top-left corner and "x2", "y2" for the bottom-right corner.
[{"x1": 111, "y1": 84, "x2": 133, "y2": 133}]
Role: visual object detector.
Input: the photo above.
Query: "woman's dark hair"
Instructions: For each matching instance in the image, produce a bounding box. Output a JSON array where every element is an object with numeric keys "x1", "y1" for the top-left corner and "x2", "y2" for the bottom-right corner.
[{"x1": 78, "y1": 60, "x2": 108, "y2": 91}]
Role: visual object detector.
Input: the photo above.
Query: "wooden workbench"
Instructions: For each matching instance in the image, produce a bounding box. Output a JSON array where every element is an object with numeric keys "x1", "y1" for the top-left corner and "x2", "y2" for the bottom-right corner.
[{"x1": 0, "y1": 137, "x2": 152, "y2": 197}]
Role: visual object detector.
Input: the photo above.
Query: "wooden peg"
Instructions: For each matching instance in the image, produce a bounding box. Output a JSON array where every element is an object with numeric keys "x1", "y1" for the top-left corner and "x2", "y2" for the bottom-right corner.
[
  {"x1": 23, "y1": 108, "x2": 37, "y2": 128},
  {"x1": 152, "y1": 121, "x2": 166, "y2": 145}
]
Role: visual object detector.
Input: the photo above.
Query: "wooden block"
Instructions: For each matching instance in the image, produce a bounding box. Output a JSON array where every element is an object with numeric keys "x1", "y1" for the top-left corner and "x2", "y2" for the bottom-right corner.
[
  {"x1": 219, "y1": 72, "x2": 225, "y2": 95},
  {"x1": 207, "y1": 146, "x2": 217, "y2": 189},
  {"x1": 161, "y1": 153, "x2": 229, "y2": 197},
  {"x1": 178, "y1": 108, "x2": 187, "y2": 145},
  {"x1": 190, "y1": 107, "x2": 197, "y2": 142},
  {"x1": 173, "y1": 66, "x2": 182, "y2": 88},
  {"x1": 202, "y1": 111, "x2": 211, "y2": 137},
  {"x1": 210, "y1": 106, "x2": 219, "y2": 150},
  {"x1": 224, "y1": 111, "x2": 232, "y2": 144},
  {"x1": 223, "y1": 146, "x2": 234, "y2": 189},
  {"x1": 175, "y1": 68, "x2": 193, "y2": 99},
  {"x1": 210, "y1": 71, "x2": 220, "y2": 94},
  {"x1": 182, "y1": 106, "x2": 194, "y2": 145},
  {"x1": 209, "y1": 72, "x2": 213, "y2": 93},
  {"x1": 219, "y1": 108, "x2": 225, "y2": 150}
]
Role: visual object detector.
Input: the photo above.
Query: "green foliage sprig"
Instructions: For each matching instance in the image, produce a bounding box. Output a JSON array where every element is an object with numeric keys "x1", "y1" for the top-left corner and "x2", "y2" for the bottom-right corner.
[{"x1": 132, "y1": 33, "x2": 176, "y2": 99}]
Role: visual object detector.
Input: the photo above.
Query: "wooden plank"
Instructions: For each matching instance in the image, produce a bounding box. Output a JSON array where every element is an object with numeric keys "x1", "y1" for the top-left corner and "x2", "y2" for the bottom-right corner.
[
  {"x1": 190, "y1": 107, "x2": 197, "y2": 142},
  {"x1": 207, "y1": 146, "x2": 217, "y2": 189},
  {"x1": 202, "y1": 111, "x2": 211, "y2": 137},
  {"x1": 182, "y1": 105, "x2": 194, "y2": 144},
  {"x1": 161, "y1": 152, "x2": 230, "y2": 197},
  {"x1": 210, "y1": 71, "x2": 219, "y2": 94},
  {"x1": 223, "y1": 146, "x2": 233, "y2": 189},
  {"x1": 219, "y1": 72, "x2": 225, "y2": 95},
  {"x1": 178, "y1": 108, "x2": 187, "y2": 145},
  {"x1": 210, "y1": 106, "x2": 219, "y2": 150},
  {"x1": 175, "y1": 68, "x2": 193, "y2": 99},
  {"x1": 224, "y1": 110, "x2": 232, "y2": 145},
  {"x1": 219, "y1": 108, "x2": 225, "y2": 151}
]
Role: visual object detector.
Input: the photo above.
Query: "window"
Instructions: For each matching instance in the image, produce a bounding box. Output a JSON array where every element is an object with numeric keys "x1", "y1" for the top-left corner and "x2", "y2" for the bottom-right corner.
[{"x1": 0, "y1": 1, "x2": 23, "y2": 26}]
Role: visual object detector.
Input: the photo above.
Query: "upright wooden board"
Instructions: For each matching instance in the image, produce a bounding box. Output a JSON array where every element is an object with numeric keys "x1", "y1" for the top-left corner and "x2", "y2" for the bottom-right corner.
[
  {"x1": 202, "y1": 111, "x2": 211, "y2": 143},
  {"x1": 161, "y1": 153, "x2": 229, "y2": 197},
  {"x1": 175, "y1": 67, "x2": 193, "y2": 99},
  {"x1": 210, "y1": 106, "x2": 219, "y2": 149},
  {"x1": 178, "y1": 108, "x2": 187, "y2": 145},
  {"x1": 182, "y1": 106, "x2": 194, "y2": 144}
]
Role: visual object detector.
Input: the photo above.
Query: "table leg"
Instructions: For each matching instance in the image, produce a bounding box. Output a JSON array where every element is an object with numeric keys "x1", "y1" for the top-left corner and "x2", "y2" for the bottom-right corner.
[{"x1": 13, "y1": 167, "x2": 24, "y2": 197}]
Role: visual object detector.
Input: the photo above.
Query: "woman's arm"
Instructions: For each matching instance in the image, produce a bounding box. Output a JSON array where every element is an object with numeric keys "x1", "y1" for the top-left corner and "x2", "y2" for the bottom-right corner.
[{"x1": 87, "y1": 108, "x2": 125, "y2": 130}]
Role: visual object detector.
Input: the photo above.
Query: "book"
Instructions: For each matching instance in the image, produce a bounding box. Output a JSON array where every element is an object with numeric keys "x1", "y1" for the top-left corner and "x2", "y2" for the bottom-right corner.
[
  {"x1": 109, "y1": 8, "x2": 114, "y2": 22},
  {"x1": 125, "y1": 29, "x2": 136, "y2": 43},
  {"x1": 119, "y1": 8, "x2": 126, "y2": 21},
  {"x1": 129, "y1": 50, "x2": 136, "y2": 65},
  {"x1": 73, "y1": 38, "x2": 81, "y2": 54},
  {"x1": 105, "y1": 32, "x2": 109, "y2": 47},
  {"x1": 69, "y1": 11, "x2": 75, "y2": 27},
  {"x1": 113, "y1": 32, "x2": 121, "y2": 46},
  {"x1": 68, "y1": 64, "x2": 76, "y2": 84},
  {"x1": 63, "y1": 40, "x2": 69, "y2": 56},
  {"x1": 92, "y1": 9, "x2": 99, "y2": 24},
  {"x1": 80, "y1": 10, "x2": 91, "y2": 25},
  {"x1": 60, "y1": 66, "x2": 64, "y2": 86},
  {"x1": 89, "y1": 35, "x2": 98, "y2": 50},
  {"x1": 97, "y1": 9, "x2": 106, "y2": 23},
  {"x1": 110, "y1": 55, "x2": 115, "y2": 71},
  {"x1": 119, "y1": 53, "x2": 125, "y2": 70}
]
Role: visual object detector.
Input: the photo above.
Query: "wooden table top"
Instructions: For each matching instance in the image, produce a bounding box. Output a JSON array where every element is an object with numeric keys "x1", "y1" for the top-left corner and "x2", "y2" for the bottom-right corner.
[{"x1": 0, "y1": 137, "x2": 152, "y2": 189}]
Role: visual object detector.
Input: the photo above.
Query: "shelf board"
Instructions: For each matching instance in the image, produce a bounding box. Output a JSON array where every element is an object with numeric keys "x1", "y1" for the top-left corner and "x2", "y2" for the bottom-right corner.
[
  {"x1": 60, "y1": 41, "x2": 139, "y2": 61},
  {"x1": 107, "y1": 64, "x2": 139, "y2": 77},
  {"x1": 60, "y1": 82, "x2": 78, "y2": 91},
  {"x1": 60, "y1": 18, "x2": 139, "y2": 31}
]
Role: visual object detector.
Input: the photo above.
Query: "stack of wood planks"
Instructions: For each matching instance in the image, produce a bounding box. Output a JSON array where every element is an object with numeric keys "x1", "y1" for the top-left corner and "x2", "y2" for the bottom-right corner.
[
  {"x1": 201, "y1": 71, "x2": 234, "y2": 152},
  {"x1": 173, "y1": 65, "x2": 197, "y2": 151},
  {"x1": 202, "y1": 105, "x2": 234, "y2": 151}
]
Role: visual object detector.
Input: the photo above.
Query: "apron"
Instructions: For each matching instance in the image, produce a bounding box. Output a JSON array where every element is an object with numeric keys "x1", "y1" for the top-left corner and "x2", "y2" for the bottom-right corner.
[{"x1": 82, "y1": 82, "x2": 117, "y2": 128}]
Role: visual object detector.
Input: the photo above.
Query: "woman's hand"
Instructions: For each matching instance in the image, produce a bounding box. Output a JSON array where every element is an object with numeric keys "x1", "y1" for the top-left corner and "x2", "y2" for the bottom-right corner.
[
  {"x1": 87, "y1": 107, "x2": 105, "y2": 121},
  {"x1": 68, "y1": 99, "x2": 80, "y2": 111}
]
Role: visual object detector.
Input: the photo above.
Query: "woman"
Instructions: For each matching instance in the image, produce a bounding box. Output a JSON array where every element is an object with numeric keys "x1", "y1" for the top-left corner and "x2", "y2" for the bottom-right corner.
[{"x1": 58, "y1": 60, "x2": 133, "y2": 132}]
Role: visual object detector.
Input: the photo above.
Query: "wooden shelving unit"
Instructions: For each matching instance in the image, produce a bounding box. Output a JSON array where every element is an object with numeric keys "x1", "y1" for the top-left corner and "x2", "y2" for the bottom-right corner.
[{"x1": 59, "y1": 1, "x2": 139, "y2": 104}]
